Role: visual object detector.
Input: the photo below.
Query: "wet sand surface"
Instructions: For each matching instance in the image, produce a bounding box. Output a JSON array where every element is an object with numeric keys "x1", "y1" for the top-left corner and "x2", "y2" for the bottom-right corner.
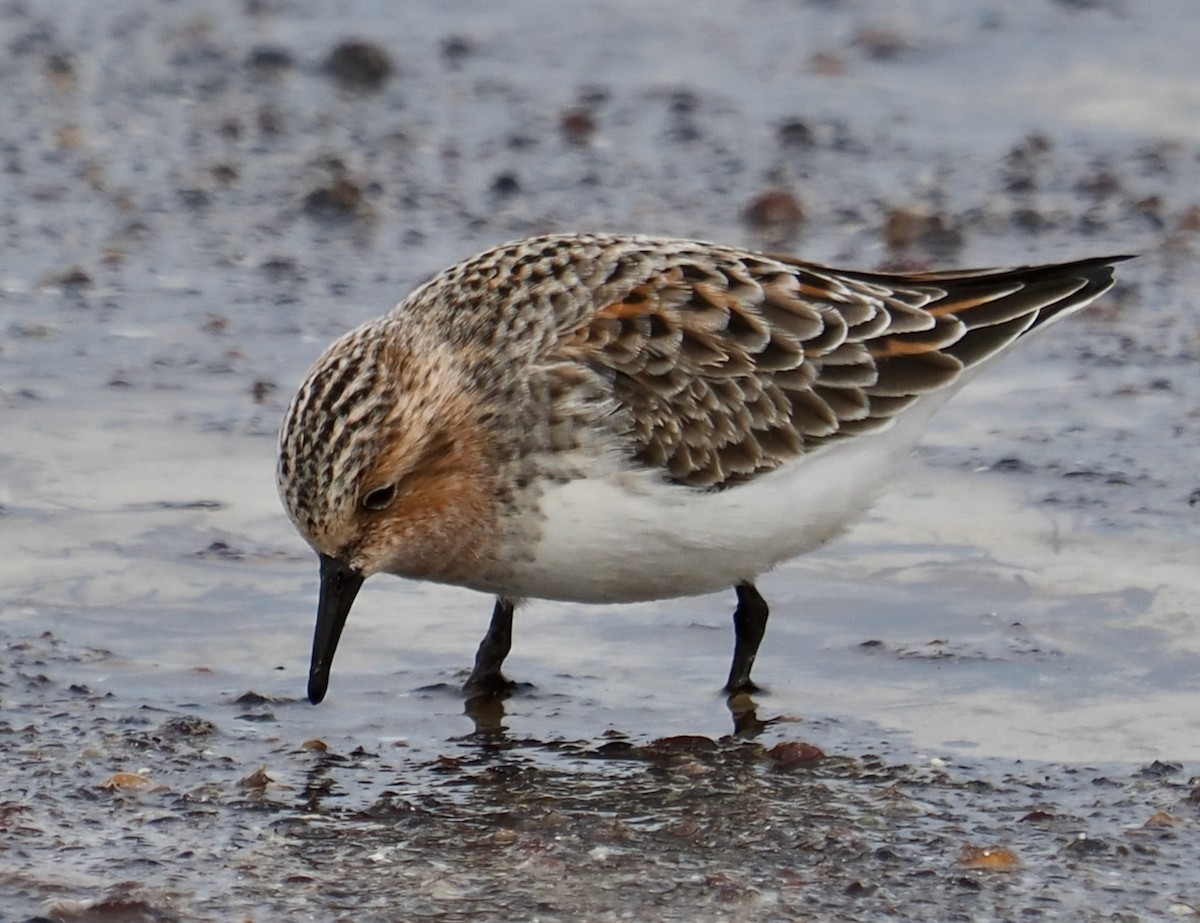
[{"x1": 3, "y1": 1, "x2": 1200, "y2": 919}]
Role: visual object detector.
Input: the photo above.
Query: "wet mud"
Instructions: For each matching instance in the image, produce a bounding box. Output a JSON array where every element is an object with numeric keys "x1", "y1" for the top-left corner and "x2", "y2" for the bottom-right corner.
[{"x1": 6, "y1": 630, "x2": 1200, "y2": 921}]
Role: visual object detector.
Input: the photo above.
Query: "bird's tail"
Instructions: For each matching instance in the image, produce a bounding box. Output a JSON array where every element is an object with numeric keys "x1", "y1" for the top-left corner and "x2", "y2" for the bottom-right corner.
[{"x1": 847, "y1": 254, "x2": 1133, "y2": 371}]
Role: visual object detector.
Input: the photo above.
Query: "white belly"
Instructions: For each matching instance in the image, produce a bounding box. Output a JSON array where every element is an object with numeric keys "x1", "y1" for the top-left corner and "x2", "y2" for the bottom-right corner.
[{"x1": 507, "y1": 398, "x2": 947, "y2": 603}]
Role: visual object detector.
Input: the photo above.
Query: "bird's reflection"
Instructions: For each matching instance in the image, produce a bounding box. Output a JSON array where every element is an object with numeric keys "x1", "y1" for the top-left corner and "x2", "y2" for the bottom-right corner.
[
  {"x1": 460, "y1": 685, "x2": 771, "y2": 740},
  {"x1": 463, "y1": 690, "x2": 510, "y2": 738},
  {"x1": 725, "y1": 690, "x2": 768, "y2": 737}
]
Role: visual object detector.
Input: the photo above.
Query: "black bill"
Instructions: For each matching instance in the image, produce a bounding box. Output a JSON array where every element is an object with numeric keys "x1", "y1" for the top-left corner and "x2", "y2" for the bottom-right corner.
[{"x1": 307, "y1": 553, "x2": 365, "y2": 704}]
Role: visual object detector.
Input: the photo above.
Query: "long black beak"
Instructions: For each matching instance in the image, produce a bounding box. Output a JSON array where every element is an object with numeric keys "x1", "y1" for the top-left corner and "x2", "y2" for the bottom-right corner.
[{"x1": 307, "y1": 554, "x2": 365, "y2": 704}]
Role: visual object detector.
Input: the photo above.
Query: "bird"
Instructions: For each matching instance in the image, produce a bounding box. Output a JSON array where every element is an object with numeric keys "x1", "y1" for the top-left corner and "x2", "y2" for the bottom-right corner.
[{"x1": 276, "y1": 233, "x2": 1130, "y2": 705}]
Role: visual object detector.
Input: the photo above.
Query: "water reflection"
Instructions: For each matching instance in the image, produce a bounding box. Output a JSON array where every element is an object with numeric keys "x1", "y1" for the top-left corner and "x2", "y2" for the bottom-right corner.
[
  {"x1": 725, "y1": 690, "x2": 768, "y2": 737},
  {"x1": 464, "y1": 691, "x2": 508, "y2": 738},
  {"x1": 460, "y1": 684, "x2": 770, "y2": 741}
]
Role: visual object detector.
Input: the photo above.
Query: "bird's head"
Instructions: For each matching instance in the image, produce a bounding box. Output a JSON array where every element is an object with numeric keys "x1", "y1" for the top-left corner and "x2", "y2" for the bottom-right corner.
[{"x1": 276, "y1": 319, "x2": 501, "y2": 702}]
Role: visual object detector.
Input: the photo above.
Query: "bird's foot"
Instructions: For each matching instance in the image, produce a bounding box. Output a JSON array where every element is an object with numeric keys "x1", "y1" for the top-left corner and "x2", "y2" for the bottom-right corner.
[
  {"x1": 462, "y1": 668, "x2": 517, "y2": 700},
  {"x1": 723, "y1": 676, "x2": 767, "y2": 696}
]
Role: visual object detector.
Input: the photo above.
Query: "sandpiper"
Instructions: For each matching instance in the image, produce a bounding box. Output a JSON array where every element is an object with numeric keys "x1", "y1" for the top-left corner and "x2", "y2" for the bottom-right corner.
[{"x1": 277, "y1": 233, "x2": 1129, "y2": 704}]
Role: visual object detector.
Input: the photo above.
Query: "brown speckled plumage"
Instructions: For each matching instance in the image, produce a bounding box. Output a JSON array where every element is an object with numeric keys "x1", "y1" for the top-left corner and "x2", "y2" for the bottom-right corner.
[{"x1": 277, "y1": 233, "x2": 1130, "y2": 703}]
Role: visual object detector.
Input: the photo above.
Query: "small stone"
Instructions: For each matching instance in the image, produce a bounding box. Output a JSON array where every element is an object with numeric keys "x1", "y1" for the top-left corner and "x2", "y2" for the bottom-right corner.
[
  {"x1": 768, "y1": 741, "x2": 824, "y2": 768},
  {"x1": 560, "y1": 107, "x2": 596, "y2": 144},
  {"x1": 958, "y1": 845, "x2": 1020, "y2": 870},
  {"x1": 323, "y1": 40, "x2": 394, "y2": 91},
  {"x1": 744, "y1": 190, "x2": 805, "y2": 230}
]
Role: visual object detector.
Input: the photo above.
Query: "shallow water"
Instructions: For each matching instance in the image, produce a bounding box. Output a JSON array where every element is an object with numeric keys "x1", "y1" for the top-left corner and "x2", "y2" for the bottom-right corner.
[{"x1": 3, "y1": 0, "x2": 1200, "y2": 919}]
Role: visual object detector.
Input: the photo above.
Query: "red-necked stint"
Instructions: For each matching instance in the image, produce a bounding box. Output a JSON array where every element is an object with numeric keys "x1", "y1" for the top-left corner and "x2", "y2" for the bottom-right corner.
[{"x1": 277, "y1": 233, "x2": 1130, "y2": 704}]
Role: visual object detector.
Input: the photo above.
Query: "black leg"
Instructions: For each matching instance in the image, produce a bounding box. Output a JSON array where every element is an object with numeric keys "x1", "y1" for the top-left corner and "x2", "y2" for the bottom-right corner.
[
  {"x1": 725, "y1": 582, "x2": 769, "y2": 694},
  {"x1": 463, "y1": 596, "x2": 516, "y2": 697}
]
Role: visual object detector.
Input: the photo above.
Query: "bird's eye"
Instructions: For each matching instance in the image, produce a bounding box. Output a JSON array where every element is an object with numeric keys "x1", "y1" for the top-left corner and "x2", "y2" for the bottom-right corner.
[{"x1": 361, "y1": 484, "x2": 397, "y2": 511}]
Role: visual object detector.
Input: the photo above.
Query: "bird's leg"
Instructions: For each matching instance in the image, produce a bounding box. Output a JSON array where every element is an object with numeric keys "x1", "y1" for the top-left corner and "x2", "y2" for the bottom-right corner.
[
  {"x1": 725, "y1": 582, "x2": 769, "y2": 694},
  {"x1": 463, "y1": 596, "x2": 516, "y2": 697}
]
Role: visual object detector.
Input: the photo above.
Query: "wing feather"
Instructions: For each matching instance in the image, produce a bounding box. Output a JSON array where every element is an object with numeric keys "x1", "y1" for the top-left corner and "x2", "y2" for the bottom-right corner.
[{"x1": 552, "y1": 238, "x2": 1128, "y2": 489}]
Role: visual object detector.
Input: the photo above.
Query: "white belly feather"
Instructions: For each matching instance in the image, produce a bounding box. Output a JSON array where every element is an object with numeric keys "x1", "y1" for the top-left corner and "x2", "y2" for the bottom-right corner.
[{"x1": 510, "y1": 393, "x2": 952, "y2": 603}]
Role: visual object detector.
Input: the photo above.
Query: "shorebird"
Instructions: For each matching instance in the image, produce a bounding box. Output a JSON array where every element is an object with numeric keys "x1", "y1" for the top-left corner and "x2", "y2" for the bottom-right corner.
[{"x1": 277, "y1": 233, "x2": 1129, "y2": 704}]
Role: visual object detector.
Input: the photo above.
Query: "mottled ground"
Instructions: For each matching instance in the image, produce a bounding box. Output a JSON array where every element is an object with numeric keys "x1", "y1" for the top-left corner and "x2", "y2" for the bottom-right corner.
[{"x1": 3, "y1": 1, "x2": 1200, "y2": 920}]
